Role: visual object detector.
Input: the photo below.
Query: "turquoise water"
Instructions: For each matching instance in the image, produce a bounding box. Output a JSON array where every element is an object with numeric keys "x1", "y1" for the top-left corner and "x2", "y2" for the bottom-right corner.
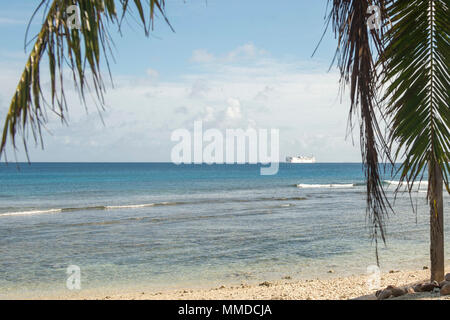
[{"x1": 0, "y1": 163, "x2": 448, "y2": 298}]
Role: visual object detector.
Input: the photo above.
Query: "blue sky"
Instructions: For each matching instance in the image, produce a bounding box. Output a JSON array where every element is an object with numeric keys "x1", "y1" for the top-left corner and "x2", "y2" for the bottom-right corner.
[{"x1": 0, "y1": 0, "x2": 361, "y2": 162}]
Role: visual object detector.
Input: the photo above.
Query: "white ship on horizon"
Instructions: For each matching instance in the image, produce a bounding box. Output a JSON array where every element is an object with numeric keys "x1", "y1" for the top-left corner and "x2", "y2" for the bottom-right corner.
[{"x1": 286, "y1": 155, "x2": 316, "y2": 163}]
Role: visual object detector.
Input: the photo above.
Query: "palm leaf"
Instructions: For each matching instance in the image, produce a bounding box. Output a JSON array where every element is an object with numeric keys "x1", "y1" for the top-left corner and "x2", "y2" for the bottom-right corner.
[
  {"x1": 379, "y1": 0, "x2": 450, "y2": 195},
  {"x1": 327, "y1": 0, "x2": 392, "y2": 263},
  {"x1": 0, "y1": 0, "x2": 170, "y2": 159}
]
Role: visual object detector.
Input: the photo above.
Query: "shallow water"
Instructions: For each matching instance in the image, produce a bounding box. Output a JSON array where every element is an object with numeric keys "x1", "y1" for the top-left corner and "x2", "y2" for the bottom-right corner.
[{"x1": 0, "y1": 163, "x2": 448, "y2": 298}]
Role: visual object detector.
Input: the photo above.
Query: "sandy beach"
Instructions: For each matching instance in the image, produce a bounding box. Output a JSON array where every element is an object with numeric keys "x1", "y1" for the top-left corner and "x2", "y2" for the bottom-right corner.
[
  {"x1": 1, "y1": 0, "x2": 449, "y2": 308},
  {"x1": 33, "y1": 267, "x2": 448, "y2": 300}
]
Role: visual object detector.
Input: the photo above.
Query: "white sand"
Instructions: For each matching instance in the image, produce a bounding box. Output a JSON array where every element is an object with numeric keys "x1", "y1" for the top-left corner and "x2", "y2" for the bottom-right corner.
[{"x1": 36, "y1": 267, "x2": 450, "y2": 300}]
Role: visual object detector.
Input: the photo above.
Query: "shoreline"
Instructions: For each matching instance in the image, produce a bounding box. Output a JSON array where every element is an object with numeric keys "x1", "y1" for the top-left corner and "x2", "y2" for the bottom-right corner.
[{"x1": 12, "y1": 267, "x2": 449, "y2": 300}]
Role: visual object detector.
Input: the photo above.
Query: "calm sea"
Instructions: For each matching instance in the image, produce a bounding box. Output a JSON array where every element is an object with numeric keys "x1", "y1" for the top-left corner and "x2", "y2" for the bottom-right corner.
[{"x1": 0, "y1": 163, "x2": 448, "y2": 298}]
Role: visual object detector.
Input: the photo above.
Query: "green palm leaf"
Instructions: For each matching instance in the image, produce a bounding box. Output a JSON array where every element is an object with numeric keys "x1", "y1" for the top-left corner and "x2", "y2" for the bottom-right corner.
[
  {"x1": 380, "y1": 0, "x2": 449, "y2": 194},
  {"x1": 379, "y1": 0, "x2": 449, "y2": 281},
  {"x1": 0, "y1": 0, "x2": 170, "y2": 159}
]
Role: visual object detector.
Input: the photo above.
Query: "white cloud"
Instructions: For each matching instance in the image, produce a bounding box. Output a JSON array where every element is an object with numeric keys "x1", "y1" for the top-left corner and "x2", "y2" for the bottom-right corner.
[
  {"x1": 174, "y1": 106, "x2": 188, "y2": 114},
  {"x1": 0, "y1": 17, "x2": 25, "y2": 25},
  {"x1": 254, "y1": 85, "x2": 275, "y2": 101},
  {"x1": 190, "y1": 49, "x2": 215, "y2": 63},
  {"x1": 0, "y1": 43, "x2": 360, "y2": 162},
  {"x1": 225, "y1": 98, "x2": 242, "y2": 120},
  {"x1": 146, "y1": 68, "x2": 159, "y2": 79},
  {"x1": 190, "y1": 42, "x2": 268, "y2": 65},
  {"x1": 189, "y1": 79, "x2": 210, "y2": 98},
  {"x1": 226, "y1": 43, "x2": 267, "y2": 61}
]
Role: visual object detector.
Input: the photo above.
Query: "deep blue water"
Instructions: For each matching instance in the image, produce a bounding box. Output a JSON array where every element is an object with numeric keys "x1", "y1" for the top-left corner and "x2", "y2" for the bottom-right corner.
[{"x1": 0, "y1": 163, "x2": 448, "y2": 298}]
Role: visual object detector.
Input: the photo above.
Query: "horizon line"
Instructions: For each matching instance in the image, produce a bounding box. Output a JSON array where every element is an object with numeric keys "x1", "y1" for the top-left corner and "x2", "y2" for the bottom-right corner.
[{"x1": 0, "y1": 161, "x2": 402, "y2": 164}]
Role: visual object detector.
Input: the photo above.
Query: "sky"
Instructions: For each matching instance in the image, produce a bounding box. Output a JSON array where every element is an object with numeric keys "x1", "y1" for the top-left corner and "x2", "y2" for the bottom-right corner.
[{"x1": 0, "y1": 0, "x2": 362, "y2": 162}]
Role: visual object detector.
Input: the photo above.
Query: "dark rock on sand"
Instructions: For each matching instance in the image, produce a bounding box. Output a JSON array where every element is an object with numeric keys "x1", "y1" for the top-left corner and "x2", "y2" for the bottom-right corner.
[
  {"x1": 440, "y1": 283, "x2": 450, "y2": 296},
  {"x1": 419, "y1": 281, "x2": 439, "y2": 292},
  {"x1": 413, "y1": 283, "x2": 423, "y2": 292},
  {"x1": 376, "y1": 288, "x2": 392, "y2": 300},
  {"x1": 259, "y1": 281, "x2": 271, "y2": 287},
  {"x1": 406, "y1": 287, "x2": 415, "y2": 294},
  {"x1": 375, "y1": 285, "x2": 406, "y2": 300},
  {"x1": 387, "y1": 286, "x2": 407, "y2": 297}
]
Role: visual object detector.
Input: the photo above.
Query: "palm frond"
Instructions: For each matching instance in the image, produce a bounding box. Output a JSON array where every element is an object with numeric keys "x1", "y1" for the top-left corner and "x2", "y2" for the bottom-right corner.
[
  {"x1": 0, "y1": 0, "x2": 170, "y2": 159},
  {"x1": 327, "y1": 0, "x2": 392, "y2": 263},
  {"x1": 380, "y1": 0, "x2": 450, "y2": 194}
]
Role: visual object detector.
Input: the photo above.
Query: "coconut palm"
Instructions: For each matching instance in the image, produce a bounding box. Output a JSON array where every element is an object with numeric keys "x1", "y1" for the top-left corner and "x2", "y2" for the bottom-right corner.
[
  {"x1": 1, "y1": 0, "x2": 449, "y2": 282},
  {"x1": 379, "y1": 0, "x2": 449, "y2": 281},
  {"x1": 328, "y1": 0, "x2": 449, "y2": 282}
]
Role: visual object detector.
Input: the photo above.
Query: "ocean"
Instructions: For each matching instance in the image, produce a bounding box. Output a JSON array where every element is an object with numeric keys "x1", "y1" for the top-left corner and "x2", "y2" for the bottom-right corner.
[{"x1": 0, "y1": 162, "x2": 448, "y2": 298}]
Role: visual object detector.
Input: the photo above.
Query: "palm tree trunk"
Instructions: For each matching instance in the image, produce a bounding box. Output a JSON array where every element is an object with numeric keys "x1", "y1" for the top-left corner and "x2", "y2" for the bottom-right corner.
[{"x1": 429, "y1": 159, "x2": 444, "y2": 282}]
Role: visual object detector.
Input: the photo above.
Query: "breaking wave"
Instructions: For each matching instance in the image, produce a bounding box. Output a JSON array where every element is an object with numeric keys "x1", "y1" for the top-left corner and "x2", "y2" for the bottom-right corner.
[
  {"x1": 0, "y1": 209, "x2": 63, "y2": 217},
  {"x1": 0, "y1": 197, "x2": 308, "y2": 217},
  {"x1": 296, "y1": 183, "x2": 357, "y2": 189},
  {"x1": 383, "y1": 180, "x2": 428, "y2": 186},
  {"x1": 0, "y1": 202, "x2": 178, "y2": 217}
]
